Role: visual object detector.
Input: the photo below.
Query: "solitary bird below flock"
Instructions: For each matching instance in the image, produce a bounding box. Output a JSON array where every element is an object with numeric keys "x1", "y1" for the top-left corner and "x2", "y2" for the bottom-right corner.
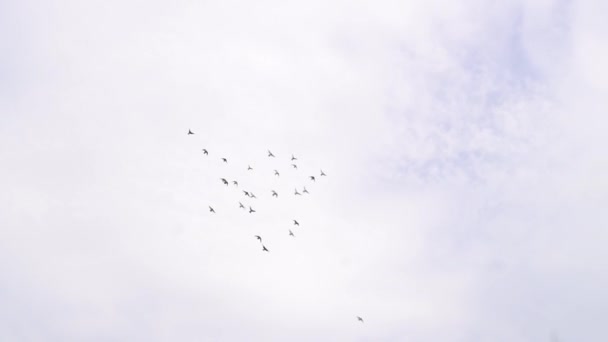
[
  {"x1": 272, "y1": 190, "x2": 278, "y2": 197},
  {"x1": 248, "y1": 165, "x2": 253, "y2": 170},
  {"x1": 274, "y1": 170, "x2": 280, "y2": 176},
  {"x1": 188, "y1": 129, "x2": 194, "y2": 135},
  {"x1": 202, "y1": 149, "x2": 208, "y2": 155},
  {"x1": 268, "y1": 150, "x2": 275, "y2": 158},
  {"x1": 357, "y1": 316, "x2": 364, "y2": 323},
  {"x1": 221, "y1": 158, "x2": 228, "y2": 163},
  {"x1": 209, "y1": 206, "x2": 215, "y2": 213}
]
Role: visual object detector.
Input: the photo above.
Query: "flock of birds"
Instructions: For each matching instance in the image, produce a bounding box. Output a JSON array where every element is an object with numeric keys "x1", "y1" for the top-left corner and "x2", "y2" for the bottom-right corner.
[{"x1": 188, "y1": 129, "x2": 364, "y2": 324}]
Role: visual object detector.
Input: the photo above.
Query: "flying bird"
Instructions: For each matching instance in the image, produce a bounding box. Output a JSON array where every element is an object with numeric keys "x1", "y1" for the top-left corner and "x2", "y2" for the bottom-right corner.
[
  {"x1": 303, "y1": 187, "x2": 309, "y2": 194},
  {"x1": 262, "y1": 245, "x2": 269, "y2": 252},
  {"x1": 250, "y1": 192, "x2": 257, "y2": 199},
  {"x1": 357, "y1": 316, "x2": 364, "y2": 323},
  {"x1": 310, "y1": 176, "x2": 316, "y2": 182},
  {"x1": 249, "y1": 206, "x2": 256, "y2": 213},
  {"x1": 233, "y1": 180, "x2": 238, "y2": 186},
  {"x1": 289, "y1": 230, "x2": 295, "y2": 237},
  {"x1": 255, "y1": 235, "x2": 262, "y2": 243},
  {"x1": 221, "y1": 157, "x2": 228, "y2": 163},
  {"x1": 243, "y1": 190, "x2": 250, "y2": 197},
  {"x1": 272, "y1": 190, "x2": 278, "y2": 197},
  {"x1": 239, "y1": 202, "x2": 245, "y2": 209},
  {"x1": 294, "y1": 189, "x2": 301, "y2": 196},
  {"x1": 221, "y1": 178, "x2": 228, "y2": 185},
  {"x1": 268, "y1": 150, "x2": 275, "y2": 158},
  {"x1": 248, "y1": 165, "x2": 253, "y2": 170},
  {"x1": 202, "y1": 149, "x2": 208, "y2": 155},
  {"x1": 320, "y1": 169, "x2": 326, "y2": 176},
  {"x1": 291, "y1": 154, "x2": 297, "y2": 161},
  {"x1": 209, "y1": 206, "x2": 215, "y2": 213},
  {"x1": 293, "y1": 220, "x2": 299, "y2": 226},
  {"x1": 274, "y1": 170, "x2": 280, "y2": 176},
  {"x1": 188, "y1": 129, "x2": 194, "y2": 135},
  {"x1": 292, "y1": 164, "x2": 297, "y2": 169}
]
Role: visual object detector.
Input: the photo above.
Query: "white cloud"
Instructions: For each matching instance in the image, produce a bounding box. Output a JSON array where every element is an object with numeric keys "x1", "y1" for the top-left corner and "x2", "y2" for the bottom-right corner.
[{"x1": 1, "y1": 0, "x2": 607, "y2": 341}]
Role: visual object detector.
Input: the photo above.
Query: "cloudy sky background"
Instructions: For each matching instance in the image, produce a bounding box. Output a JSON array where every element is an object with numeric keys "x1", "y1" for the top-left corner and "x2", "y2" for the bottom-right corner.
[{"x1": 1, "y1": 0, "x2": 607, "y2": 341}]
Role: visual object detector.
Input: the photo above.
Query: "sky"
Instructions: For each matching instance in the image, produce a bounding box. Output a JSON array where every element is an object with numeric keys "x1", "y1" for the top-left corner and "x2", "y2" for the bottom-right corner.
[{"x1": 1, "y1": 0, "x2": 607, "y2": 341}]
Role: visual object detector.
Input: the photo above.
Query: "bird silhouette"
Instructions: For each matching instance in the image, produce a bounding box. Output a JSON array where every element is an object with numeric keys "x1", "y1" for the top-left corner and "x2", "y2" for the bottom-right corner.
[
  {"x1": 188, "y1": 129, "x2": 194, "y2": 135},
  {"x1": 248, "y1": 165, "x2": 253, "y2": 170},
  {"x1": 292, "y1": 164, "x2": 298, "y2": 169},
  {"x1": 293, "y1": 220, "x2": 299, "y2": 226},
  {"x1": 291, "y1": 154, "x2": 297, "y2": 161},
  {"x1": 202, "y1": 149, "x2": 208, "y2": 155},
  {"x1": 209, "y1": 206, "x2": 215, "y2": 213},
  {"x1": 233, "y1": 180, "x2": 238, "y2": 186},
  {"x1": 303, "y1": 187, "x2": 309, "y2": 194},
  {"x1": 272, "y1": 190, "x2": 278, "y2": 197},
  {"x1": 250, "y1": 192, "x2": 257, "y2": 199},
  {"x1": 221, "y1": 158, "x2": 228, "y2": 163},
  {"x1": 310, "y1": 176, "x2": 316, "y2": 181},
  {"x1": 249, "y1": 206, "x2": 256, "y2": 213},
  {"x1": 243, "y1": 190, "x2": 250, "y2": 197},
  {"x1": 255, "y1": 235, "x2": 262, "y2": 243},
  {"x1": 239, "y1": 202, "x2": 245, "y2": 209},
  {"x1": 294, "y1": 188, "x2": 301, "y2": 196},
  {"x1": 274, "y1": 170, "x2": 280, "y2": 176},
  {"x1": 357, "y1": 316, "x2": 364, "y2": 323},
  {"x1": 262, "y1": 245, "x2": 269, "y2": 252},
  {"x1": 289, "y1": 230, "x2": 295, "y2": 237},
  {"x1": 221, "y1": 178, "x2": 228, "y2": 185},
  {"x1": 320, "y1": 169, "x2": 326, "y2": 176},
  {"x1": 268, "y1": 150, "x2": 275, "y2": 158}
]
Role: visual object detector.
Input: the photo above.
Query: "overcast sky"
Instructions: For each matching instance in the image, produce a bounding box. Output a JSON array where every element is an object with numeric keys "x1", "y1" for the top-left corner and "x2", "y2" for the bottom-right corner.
[{"x1": 1, "y1": 0, "x2": 607, "y2": 341}]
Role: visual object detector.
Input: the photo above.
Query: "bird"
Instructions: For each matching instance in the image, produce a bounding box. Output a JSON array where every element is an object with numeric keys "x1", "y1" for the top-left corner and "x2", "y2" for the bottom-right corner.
[
  {"x1": 248, "y1": 165, "x2": 253, "y2": 170},
  {"x1": 268, "y1": 150, "x2": 275, "y2": 157},
  {"x1": 221, "y1": 178, "x2": 228, "y2": 185},
  {"x1": 291, "y1": 154, "x2": 297, "y2": 161},
  {"x1": 262, "y1": 245, "x2": 269, "y2": 252},
  {"x1": 243, "y1": 190, "x2": 250, "y2": 197},
  {"x1": 254, "y1": 235, "x2": 262, "y2": 243},
  {"x1": 250, "y1": 192, "x2": 257, "y2": 199},
  {"x1": 274, "y1": 170, "x2": 280, "y2": 176},
  {"x1": 221, "y1": 157, "x2": 228, "y2": 163},
  {"x1": 320, "y1": 169, "x2": 326, "y2": 176},
  {"x1": 357, "y1": 316, "x2": 364, "y2": 323},
  {"x1": 209, "y1": 206, "x2": 215, "y2": 213},
  {"x1": 310, "y1": 176, "x2": 316, "y2": 182},
  {"x1": 289, "y1": 230, "x2": 295, "y2": 237},
  {"x1": 293, "y1": 220, "x2": 299, "y2": 226},
  {"x1": 303, "y1": 187, "x2": 309, "y2": 194},
  {"x1": 294, "y1": 188, "x2": 301, "y2": 196},
  {"x1": 292, "y1": 164, "x2": 298, "y2": 169},
  {"x1": 188, "y1": 129, "x2": 194, "y2": 135},
  {"x1": 233, "y1": 180, "x2": 238, "y2": 186},
  {"x1": 202, "y1": 149, "x2": 208, "y2": 155},
  {"x1": 239, "y1": 202, "x2": 245, "y2": 209},
  {"x1": 249, "y1": 206, "x2": 256, "y2": 213},
  {"x1": 271, "y1": 190, "x2": 278, "y2": 197}
]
